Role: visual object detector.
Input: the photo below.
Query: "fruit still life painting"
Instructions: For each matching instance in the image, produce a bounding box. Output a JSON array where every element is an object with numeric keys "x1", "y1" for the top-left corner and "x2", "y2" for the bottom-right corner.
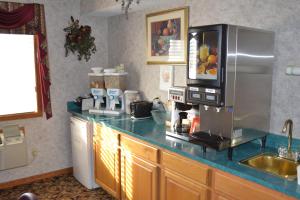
[
  {"x1": 146, "y1": 7, "x2": 188, "y2": 64},
  {"x1": 151, "y1": 18, "x2": 181, "y2": 56}
]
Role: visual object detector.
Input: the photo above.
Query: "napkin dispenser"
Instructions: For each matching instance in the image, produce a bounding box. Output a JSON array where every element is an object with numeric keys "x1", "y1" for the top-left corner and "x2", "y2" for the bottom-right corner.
[{"x1": 0, "y1": 125, "x2": 28, "y2": 170}]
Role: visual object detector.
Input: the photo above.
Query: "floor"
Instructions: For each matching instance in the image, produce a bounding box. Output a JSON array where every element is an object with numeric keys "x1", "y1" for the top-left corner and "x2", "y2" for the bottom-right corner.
[{"x1": 0, "y1": 174, "x2": 115, "y2": 200}]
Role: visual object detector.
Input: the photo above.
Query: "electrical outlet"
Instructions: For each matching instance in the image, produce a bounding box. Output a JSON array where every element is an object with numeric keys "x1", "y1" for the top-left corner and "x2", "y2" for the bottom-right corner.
[
  {"x1": 31, "y1": 149, "x2": 38, "y2": 158},
  {"x1": 28, "y1": 149, "x2": 38, "y2": 165}
]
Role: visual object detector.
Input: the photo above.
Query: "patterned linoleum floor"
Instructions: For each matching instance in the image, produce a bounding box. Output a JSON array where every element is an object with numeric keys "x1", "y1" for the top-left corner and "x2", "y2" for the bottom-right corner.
[{"x1": 0, "y1": 174, "x2": 115, "y2": 200}]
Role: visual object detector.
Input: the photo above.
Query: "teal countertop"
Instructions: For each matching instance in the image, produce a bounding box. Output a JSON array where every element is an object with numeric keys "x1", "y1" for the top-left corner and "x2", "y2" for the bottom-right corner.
[{"x1": 68, "y1": 102, "x2": 300, "y2": 199}]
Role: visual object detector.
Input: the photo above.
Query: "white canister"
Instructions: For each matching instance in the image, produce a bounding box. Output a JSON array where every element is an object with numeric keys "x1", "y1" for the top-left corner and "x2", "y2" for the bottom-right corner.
[{"x1": 124, "y1": 90, "x2": 141, "y2": 114}]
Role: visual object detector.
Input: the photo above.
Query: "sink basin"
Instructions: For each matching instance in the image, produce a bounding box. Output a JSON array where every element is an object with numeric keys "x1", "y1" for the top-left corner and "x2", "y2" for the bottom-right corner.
[{"x1": 239, "y1": 153, "x2": 299, "y2": 180}]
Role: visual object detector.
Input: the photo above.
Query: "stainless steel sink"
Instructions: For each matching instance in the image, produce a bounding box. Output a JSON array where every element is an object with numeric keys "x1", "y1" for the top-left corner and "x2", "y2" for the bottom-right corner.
[{"x1": 239, "y1": 153, "x2": 299, "y2": 180}]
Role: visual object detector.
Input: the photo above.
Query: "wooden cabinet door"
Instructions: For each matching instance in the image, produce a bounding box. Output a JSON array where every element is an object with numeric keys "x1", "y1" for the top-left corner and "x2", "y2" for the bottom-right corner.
[
  {"x1": 121, "y1": 152, "x2": 158, "y2": 200},
  {"x1": 94, "y1": 125, "x2": 120, "y2": 199},
  {"x1": 161, "y1": 169, "x2": 208, "y2": 200},
  {"x1": 213, "y1": 171, "x2": 295, "y2": 200},
  {"x1": 213, "y1": 193, "x2": 234, "y2": 200}
]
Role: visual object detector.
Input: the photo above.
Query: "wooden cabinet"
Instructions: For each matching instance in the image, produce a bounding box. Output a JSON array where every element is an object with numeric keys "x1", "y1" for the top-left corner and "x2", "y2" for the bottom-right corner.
[
  {"x1": 161, "y1": 151, "x2": 209, "y2": 200},
  {"x1": 93, "y1": 126, "x2": 159, "y2": 200},
  {"x1": 213, "y1": 194, "x2": 233, "y2": 200},
  {"x1": 213, "y1": 170, "x2": 295, "y2": 200},
  {"x1": 121, "y1": 135, "x2": 159, "y2": 200},
  {"x1": 121, "y1": 135, "x2": 158, "y2": 163},
  {"x1": 161, "y1": 151, "x2": 210, "y2": 185},
  {"x1": 161, "y1": 169, "x2": 208, "y2": 200},
  {"x1": 121, "y1": 153, "x2": 158, "y2": 200},
  {"x1": 93, "y1": 124, "x2": 296, "y2": 200},
  {"x1": 94, "y1": 124, "x2": 120, "y2": 199}
]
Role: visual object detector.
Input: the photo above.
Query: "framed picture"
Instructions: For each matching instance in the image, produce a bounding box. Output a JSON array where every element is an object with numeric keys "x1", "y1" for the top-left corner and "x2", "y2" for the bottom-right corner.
[
  {"x1": 159, "y1": 66, "x2": 174, "y2": 91},
  {"x1": 146, "y1": 7, "x2": 189, "y2": 65}
]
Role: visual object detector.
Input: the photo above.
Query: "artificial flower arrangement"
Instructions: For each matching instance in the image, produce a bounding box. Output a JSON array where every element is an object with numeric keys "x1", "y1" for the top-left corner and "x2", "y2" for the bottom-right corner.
[{"x1": 64, "y1": 16, "x2": 96, "y2": 62}]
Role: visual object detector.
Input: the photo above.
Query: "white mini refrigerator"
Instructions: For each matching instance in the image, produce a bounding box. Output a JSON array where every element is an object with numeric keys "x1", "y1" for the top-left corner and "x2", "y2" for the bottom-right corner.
[{"x1": 70, "y1": 116, "x2": 99, "y2": 189}]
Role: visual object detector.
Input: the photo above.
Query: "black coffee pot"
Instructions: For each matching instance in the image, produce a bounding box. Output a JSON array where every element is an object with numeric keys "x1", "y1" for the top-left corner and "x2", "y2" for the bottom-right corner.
[{"x1": 174, "y1": 111, "x2": 190, "y2": 133}]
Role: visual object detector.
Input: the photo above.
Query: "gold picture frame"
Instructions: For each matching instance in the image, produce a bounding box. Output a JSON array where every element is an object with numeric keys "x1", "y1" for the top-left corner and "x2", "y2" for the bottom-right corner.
[{"x1": 146, "y1": 7, "x2": 189, "y2": 65}]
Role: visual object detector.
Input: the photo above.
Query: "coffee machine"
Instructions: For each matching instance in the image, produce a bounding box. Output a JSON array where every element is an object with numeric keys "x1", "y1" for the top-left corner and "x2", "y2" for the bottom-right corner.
[
  {"x1": 166, "y1": 87, "x2": 198, "y2": 141},
  {"x1": 103, "y1": 88, "x2": 125, "y2": 115},
  {"x1": 186, "y1": 24, "x2": 275, "y2": 158}
]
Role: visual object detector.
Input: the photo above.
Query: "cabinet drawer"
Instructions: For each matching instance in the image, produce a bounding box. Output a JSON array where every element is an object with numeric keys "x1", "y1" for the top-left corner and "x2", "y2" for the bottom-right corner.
[
  {"x1": 161, "y1": 151, "x2": 210, "y2": 186},
  {"x1": 94, "y1": 124, "x2": 119, "y2": 144},
  {"x1": 214, "y1": 171, "x2": 294, "y2": 200},
  {"x1": 121, "y1": 135, "x2": 158, "y2": 163},
  {"x1": 212, "y1": 192, "x2": 236, "y2": 200},
  {"x1": 161, "y1": 169, "x2": 209, "y2": 200}
]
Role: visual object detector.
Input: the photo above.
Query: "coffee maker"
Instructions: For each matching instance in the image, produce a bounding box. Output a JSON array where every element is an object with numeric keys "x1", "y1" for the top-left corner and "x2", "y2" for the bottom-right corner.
[
  {"x1": 166, "y1": 87, "x2": 198, "y2": 141},
  {"x1": 186, "y1": 24, "x2": 274, "y2": 158}
]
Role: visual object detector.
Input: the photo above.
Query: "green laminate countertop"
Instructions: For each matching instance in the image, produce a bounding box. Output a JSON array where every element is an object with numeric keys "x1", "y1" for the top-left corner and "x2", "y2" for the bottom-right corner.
[{"x1": 68, "y1": 102, "x2": 300, "y2": 199}]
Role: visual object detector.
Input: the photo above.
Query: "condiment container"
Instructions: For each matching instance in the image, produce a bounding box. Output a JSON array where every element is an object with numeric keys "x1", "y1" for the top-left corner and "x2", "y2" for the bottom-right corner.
[
  {"x1": 91, "y1": 67, "x2": 103, "y2": 73},
  {"x1": 89, "y1": 73, "x2": 105, "y2": 89},
  {"x1": 104, "y1": 72, "x2": 127, "y2": 91}
]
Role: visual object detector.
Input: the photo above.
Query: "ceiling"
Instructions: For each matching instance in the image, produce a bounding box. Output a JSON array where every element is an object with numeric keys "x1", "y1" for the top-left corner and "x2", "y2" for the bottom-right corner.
[{"x1": 80, "y1": 0, "x2": 186, "y2": 17}]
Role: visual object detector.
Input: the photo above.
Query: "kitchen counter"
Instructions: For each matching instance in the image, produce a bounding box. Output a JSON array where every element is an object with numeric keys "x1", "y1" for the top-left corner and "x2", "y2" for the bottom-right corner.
[{"x1": 68, "y1": 102, "x2": 300, "y2": 199}]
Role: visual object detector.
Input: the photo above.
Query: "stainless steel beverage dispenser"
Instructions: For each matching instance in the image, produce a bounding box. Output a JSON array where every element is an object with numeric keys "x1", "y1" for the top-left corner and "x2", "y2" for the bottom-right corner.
[{"x1": 186, "y1": 24, "x2": 275, "y2": 158}]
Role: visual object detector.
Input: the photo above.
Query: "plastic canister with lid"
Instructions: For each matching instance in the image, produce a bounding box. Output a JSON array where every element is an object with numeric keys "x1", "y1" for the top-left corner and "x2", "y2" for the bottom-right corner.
[
  {"x1": 124, "y1": 90, "x2": 141, "y2": 114},
  {"x1": 89, "y1": 73, "x2": 105, "y2": 89},
  {"x1": 104, "y1": 72, "x2": 127, "y2": 91}
]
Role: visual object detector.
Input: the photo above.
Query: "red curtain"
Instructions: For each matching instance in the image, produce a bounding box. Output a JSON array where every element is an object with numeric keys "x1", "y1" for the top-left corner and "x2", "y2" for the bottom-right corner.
[
  {"x1": 0, "y1": 2, "x2": 52, "y2": 119},
  {"x1": 0, "y1": 4, "x2": 34, "y2": 29}
]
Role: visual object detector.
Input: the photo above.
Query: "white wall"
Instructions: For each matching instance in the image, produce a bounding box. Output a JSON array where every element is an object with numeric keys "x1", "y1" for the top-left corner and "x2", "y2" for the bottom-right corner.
[
  {"x1": 107, "y1": 0, "x2": 300, "y2": 137},
  {"x1": 0, "y1": 0, "x2": 108, "y2": 183}
]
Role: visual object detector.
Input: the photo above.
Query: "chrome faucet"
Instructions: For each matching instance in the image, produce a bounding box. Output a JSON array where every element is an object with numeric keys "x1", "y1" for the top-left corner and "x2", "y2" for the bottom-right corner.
[{"x1": 282, "y1": 119, "x2": 293, "y2": 153}]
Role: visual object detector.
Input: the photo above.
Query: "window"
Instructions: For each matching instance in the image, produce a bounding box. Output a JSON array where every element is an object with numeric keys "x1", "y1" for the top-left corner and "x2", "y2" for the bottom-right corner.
[{"x1": 0, "y1": 34, "x2": 42, "y2": 121}]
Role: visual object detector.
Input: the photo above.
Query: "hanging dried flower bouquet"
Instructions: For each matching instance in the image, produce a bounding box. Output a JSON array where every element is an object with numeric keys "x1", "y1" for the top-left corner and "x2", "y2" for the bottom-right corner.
[{"x1": 64, "y1": 16, "x2": 96, "y2": 62}]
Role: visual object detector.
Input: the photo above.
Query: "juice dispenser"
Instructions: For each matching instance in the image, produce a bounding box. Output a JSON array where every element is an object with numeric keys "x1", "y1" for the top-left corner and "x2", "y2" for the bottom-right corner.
[{"x1": 186, "y1": 24, "x2": 275, "y2": 159}]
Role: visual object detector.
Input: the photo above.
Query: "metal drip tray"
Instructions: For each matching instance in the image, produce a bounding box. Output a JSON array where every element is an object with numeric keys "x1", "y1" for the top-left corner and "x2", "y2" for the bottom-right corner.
[
  {"x1": 166, "y1": 129, "x2": 191, "y2": 141},
  {"x1": 190, "y1": 131, "x2": 231, "y2": 151}
]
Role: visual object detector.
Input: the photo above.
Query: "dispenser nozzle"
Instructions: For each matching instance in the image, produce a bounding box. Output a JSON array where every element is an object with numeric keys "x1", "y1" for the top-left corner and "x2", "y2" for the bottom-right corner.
[{"x1": 204, "y1": 105, "x2": 209, "y2": 111}]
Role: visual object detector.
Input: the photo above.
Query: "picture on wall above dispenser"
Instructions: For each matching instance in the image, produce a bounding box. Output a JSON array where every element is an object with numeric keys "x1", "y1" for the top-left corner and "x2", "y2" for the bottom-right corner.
[{"x1": 146, "y1": 7, "x2": 189, "y2": 64}]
